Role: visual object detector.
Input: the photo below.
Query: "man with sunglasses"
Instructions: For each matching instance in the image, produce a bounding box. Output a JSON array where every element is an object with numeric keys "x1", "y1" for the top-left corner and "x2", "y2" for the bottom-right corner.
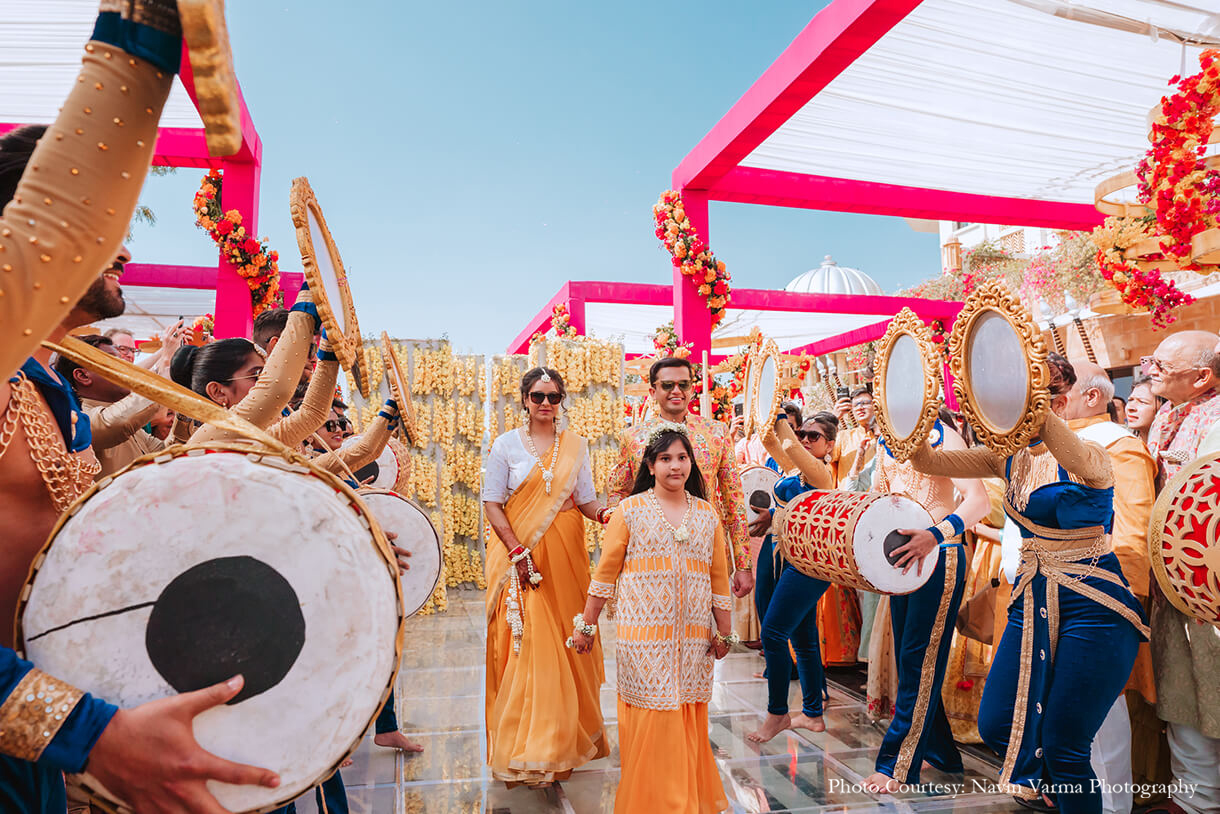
[
  {"x1": 608, "y1": 357, "x2": 753, "y2": 596},
  {"x1": 1140, "y1": 331, "x2": 1220, "y2": 814}
]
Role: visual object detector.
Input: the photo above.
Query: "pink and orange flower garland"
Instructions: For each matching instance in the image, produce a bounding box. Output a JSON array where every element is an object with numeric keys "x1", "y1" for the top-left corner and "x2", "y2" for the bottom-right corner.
[
  {"x1": 193, "y1": 170, "x2": 282, "y2": 315},
  {"x1": 653, "y1": 190, "x2": 732, "y2": 327}
]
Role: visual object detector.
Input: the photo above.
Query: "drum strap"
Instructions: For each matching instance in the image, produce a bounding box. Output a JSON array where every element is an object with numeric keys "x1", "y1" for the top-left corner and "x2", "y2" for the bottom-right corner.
[{"x1": 996, "y1": 498, "x2": 1149, "y2": 792}]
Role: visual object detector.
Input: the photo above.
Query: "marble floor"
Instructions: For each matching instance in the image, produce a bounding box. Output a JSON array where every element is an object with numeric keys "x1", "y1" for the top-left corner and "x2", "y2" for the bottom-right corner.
[{"x1": 293, "y1": 590, "x2": 1023, "y2": 814}]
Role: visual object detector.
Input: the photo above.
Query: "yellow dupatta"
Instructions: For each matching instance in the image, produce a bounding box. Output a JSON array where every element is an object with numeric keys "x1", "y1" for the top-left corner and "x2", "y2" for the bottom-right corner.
[{"x1": 486, "y1": 430, "x2": 588, "y2": 609}]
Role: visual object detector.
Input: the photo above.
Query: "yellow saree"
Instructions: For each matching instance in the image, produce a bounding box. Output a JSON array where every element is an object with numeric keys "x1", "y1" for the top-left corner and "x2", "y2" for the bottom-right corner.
[{"x1": 485, "y1": 431, "x2": 607, "y2": 784}]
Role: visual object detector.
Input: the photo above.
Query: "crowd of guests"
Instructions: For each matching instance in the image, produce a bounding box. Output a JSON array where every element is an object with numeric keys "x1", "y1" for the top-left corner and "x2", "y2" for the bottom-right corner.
[{"x1": 724, "y1": 337, "x2": 1220, "y2": 814}]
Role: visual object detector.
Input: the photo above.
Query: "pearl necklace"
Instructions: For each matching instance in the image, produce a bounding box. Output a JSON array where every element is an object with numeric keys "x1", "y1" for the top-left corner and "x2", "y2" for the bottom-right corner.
[
  {"x1": 523, "y1": 427, "x2": 561, "y2": 494},
  {"x1": 648, "y1": 487, "x2": 692, "y2": 542}
]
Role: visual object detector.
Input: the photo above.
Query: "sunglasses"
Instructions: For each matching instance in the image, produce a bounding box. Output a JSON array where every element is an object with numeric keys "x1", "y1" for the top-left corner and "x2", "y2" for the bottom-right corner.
[
  {"x1": 1139, "y1": 355, "x2": 1197, "y2": 376},
  {"x1": 227, "y1": 366, "x2": 265, "y2": 383},
  {"x1": 528, "y1": 391, "x2": 563, "y2": 405},
  {"x1": 324, "y1": 418, "x2": 351, "y2": 433},
  {"x1": 796, "y1": 429, "x2": 825, "y2": 442},
  {"x1": 657, "y1": 380, "x2": 693, "y2": 393}
]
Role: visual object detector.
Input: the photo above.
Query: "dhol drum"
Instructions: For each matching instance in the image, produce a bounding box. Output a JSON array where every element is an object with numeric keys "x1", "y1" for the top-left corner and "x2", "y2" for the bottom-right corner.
[
  {"x1": 777, "y1": 489, "x2": 937, "y2": 595},
  {"x1": 949, "y1": 280, "x2": 1051, "y2": 458},
  {"x1": 18, "y1": 444, "x2": 404, "y2": 813},
  {"x1": 343, "y1": 434, "x2": 410, "y2": 491},
  {"x1": 1149, "y1": 451, "x2": 1220, "y2": 628},
  {"x1": 740, "y1": 465, "x2": 780, "y2": 525},
  {"x1": 358, "y1": 489, "x2": 442, "y2": 618}
]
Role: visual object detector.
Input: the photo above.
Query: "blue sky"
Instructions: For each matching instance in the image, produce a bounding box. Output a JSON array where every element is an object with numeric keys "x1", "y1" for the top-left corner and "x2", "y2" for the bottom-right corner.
[{"x1": 129, "y1": 1, "x2": 941, "y2": 355}]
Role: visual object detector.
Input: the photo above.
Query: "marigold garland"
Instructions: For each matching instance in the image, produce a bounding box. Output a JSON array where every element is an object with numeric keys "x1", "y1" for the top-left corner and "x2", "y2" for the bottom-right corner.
[
  {"x1": 193, "y1": 170, "x2": 282, "y2": 315},
  {"x1": 1092, "y1": 216, "x2": 1195, "y2": 328},
  {"x1": 1137, "y1": 49, "x2": 1220, "y2": 268},
  {"x1": 653, "y1": 190, "x2": 732, "y2": 326}
]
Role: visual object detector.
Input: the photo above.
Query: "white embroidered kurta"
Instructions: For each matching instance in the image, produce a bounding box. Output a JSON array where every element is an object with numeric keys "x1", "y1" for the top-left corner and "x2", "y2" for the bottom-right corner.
[{"x1": 590, "y1": 494, "x2": 732, "y2": 710}]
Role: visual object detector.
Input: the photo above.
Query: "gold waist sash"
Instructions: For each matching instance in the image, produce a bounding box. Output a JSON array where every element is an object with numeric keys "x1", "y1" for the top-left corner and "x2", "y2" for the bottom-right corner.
[{"x1": 997, "y1": 498, "x2": 1150, "y2": 795}]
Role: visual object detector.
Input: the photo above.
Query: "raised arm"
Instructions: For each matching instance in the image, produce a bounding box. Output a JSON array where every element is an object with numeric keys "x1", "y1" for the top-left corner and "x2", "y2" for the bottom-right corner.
[
  {"x1": 267, "y1": 334, "x2": 339, "y2": 447},
  {"x1": 1039, "y1": 412, "x2": 1113, "y2": 488},
  {"x1": 312, "y1": 400, "x2": 397, "y2": 477},
  {"x1": 763, "y1": 418, "x2": 832, "y2": 490},
  {"x1": 909, "y1": 437, "x2": 1005, "y2": 480},
  {"x1": 86, "y1": 393, "x2": 161, "y2": 449},
  {"x1": 0, "y1": 22, "x2": 178, "y2": 378},
  {"x1": 190, "y1": 291, "x2": 318, "y2": 443}
]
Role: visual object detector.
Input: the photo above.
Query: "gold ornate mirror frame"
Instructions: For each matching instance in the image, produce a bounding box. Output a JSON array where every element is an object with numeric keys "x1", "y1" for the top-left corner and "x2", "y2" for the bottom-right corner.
[
  {"x1": 948, "y1": 280, "x2": 1051, "y2": 458},
  {"x1": 873, "y1": 308, "x2": 941, "y2": 462},
  {"x1": 381, "y1": 332, "x2": 418, "y2": 446},
  {"x1": 289, "y1": 177, "x2": 368, "y2": 397},
  {"x1": 750, "y1": 338, "x2": 782, "y2": 437}
]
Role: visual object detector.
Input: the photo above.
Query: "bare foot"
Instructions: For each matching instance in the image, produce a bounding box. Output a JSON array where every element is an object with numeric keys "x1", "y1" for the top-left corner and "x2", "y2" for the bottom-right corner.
[
  {"x1": 340, "y1": 757, "x2": 354, "y2": 768},
  {"x1": 864, "y1": 771, "x2": 901, "y2": 794},
  {"x1": 789, "y1": 713, "x2": 825, "y2": 732},
  {"x1": 752, "y1": 670, "x2": 766, "y2": 679},
  {"x1": 746, "y1": 713, "x2": 791, "y2": 743},
  {"x1": 374, "y1": 731, "x2": 425, "y2": 753}
]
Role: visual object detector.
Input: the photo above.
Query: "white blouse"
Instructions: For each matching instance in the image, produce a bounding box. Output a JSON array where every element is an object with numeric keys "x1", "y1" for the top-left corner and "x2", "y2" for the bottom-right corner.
[{"x1": 482, "y1": 429, "x2": 597, "y2": 505}]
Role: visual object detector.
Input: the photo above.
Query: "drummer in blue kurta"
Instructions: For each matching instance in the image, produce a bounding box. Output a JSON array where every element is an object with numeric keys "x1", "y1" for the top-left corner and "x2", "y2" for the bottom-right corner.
[
  {"x1": 746, "y1": 412, "x2": 838, "y2": 743},
  {"x1": 909, "y1": 354, "x2": 1147, "y2": 814},
  {"x1": 863, "y1": 413, "x2": 989, "y2": 793}
]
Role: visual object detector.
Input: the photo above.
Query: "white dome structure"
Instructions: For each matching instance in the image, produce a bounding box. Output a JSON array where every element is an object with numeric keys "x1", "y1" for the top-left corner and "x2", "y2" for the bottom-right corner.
[{"x1": 785, "y1": 255, "x2": 884, "y2": 296}]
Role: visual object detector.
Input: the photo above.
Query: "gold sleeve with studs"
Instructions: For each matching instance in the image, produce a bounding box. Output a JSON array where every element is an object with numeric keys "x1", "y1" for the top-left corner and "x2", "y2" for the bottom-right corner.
[{"x1": 0, "y1": 670, "x2": 84, "y2": 762}]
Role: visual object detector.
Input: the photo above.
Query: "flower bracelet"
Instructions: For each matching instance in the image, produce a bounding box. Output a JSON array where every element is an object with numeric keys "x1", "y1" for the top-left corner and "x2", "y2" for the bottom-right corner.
[{"x1": 565, "y1": 615, "x2": 597, "y2": 649}]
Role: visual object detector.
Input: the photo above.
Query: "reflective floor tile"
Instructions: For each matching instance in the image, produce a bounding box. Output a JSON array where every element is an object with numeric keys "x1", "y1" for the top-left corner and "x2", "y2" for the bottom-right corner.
[
  {"x1": 399, "y1": 694, "x2": 484, "y2": 731},
  {"x1": 399, "y1": 731, "x2": 487, "y2": 785},
  {"x1": 721, "y1": 753, "x2": 879, "y2": 811},
  {"x1": 397, "y1": 666, "x2": 486, "y2": 700}
]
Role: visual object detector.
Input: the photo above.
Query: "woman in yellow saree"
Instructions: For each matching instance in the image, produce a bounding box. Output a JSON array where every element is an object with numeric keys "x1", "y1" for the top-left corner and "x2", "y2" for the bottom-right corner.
[{"x1": 483, "y1": 367, "x2": 610, "y2": 786}]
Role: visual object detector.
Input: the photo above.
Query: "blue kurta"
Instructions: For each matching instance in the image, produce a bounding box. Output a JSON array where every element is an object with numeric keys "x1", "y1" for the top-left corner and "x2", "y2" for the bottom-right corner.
[{"x1": 979, "y1": 448, "x2": 1147, "y2": 814}]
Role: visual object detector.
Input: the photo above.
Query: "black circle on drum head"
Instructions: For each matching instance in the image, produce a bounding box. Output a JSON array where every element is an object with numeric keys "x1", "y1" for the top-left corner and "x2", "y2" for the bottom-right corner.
[
  {"x1": 145, "y1": 556, "x2": 306, "y2": 704},
  {"x1": 883, "y1": 531, "x2": 911, "y2": 567}
]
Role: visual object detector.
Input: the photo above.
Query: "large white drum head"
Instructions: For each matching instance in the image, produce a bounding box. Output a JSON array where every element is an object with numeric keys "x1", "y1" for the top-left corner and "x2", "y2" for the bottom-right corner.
[
  {"x1": 360, "y1": 490, "x2": 442, "y2": 618},
  {"x1": 885, "y1": 334, "x2": 925, "y2": 438},
  {"x1": 751, "y1": 354, "x2": 779, "y2": 433},
  {"x1": 740, "y1": 466, "x2": 780, "y2": 524},
  {"x1": 967, "y1": 311, "x2": 1029, "y2": 434},
  {"x1": 307, "y1": 205, "x2": 347, "y2": 337},
  {"x1": 22, "y1": 451, "x2": 400, "y2": 812},
  {"x1": 853, "y1": 494, "x2": 936, "y2": 595},
  {"x1": 343, "y1": 436, "x2": 399, "y2": 489}
]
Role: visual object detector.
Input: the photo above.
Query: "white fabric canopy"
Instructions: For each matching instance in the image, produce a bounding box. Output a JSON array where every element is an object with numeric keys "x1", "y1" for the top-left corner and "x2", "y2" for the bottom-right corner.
[
  {"x1": 743, "y1": 0, "x2": 1220, "y2": 205},
  {"x1": 91, "y1": 285, "x2": 216, "y2": 341},
  {"x1": 1, "y1": 0, "x2": 203, "y2": 129}
]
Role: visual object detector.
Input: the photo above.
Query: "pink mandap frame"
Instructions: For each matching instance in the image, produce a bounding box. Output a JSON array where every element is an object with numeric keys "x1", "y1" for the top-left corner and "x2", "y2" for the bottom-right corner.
[
  {"x1": 0, "y1": 43, "x2": 292, "y2": 340},
  {"x1": 660, "y1": 0, "x2": 1103, "y2": 357}
]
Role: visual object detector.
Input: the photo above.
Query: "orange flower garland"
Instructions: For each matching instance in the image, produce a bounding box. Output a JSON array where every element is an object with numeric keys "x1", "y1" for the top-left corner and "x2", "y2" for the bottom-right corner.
[
  {"x1": 193, "y1": 170, "x2": 283, "y2": 314},
  {"x1": 551, "y1": 304, "x2": 578, "y2": 338},
  {"x1": 653, "y1": 190, "x2": 732, "y2": 326},
  {"x1": 1137, "y1": 49, "x2": 1220, "y2": 269}
]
